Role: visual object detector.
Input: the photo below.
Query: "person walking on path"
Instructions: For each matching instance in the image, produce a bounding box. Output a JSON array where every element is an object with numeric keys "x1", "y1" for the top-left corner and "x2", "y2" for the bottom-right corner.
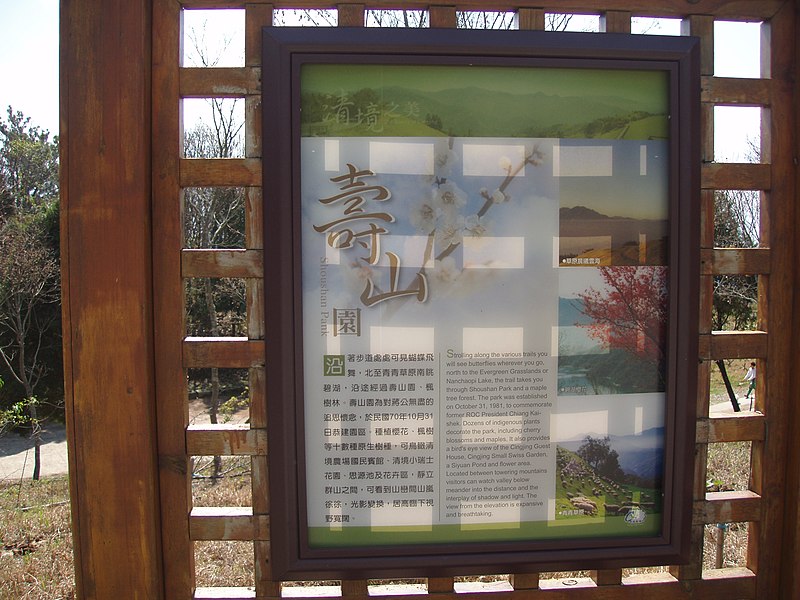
[{"x1": 742, "y1": 362, "x2": 756, "y2": 399}]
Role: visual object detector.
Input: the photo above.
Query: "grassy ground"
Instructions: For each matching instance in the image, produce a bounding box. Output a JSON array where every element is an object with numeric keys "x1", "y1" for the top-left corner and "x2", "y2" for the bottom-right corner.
[
  {"x1": 1, "y1": 429, "x2": 753, "y2": 598},
  {"x1": 0, "y1": 477, "x2": 74, "y2": 599}
]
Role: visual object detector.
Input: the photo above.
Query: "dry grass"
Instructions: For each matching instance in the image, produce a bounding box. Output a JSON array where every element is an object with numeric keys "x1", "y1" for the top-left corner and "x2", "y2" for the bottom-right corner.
[
  {"x1": 0, "y1": 437, "x2": 754, "y2": 597},
  {"x1": 0, "y1": 476, "x2": 74, "y2": 599}
]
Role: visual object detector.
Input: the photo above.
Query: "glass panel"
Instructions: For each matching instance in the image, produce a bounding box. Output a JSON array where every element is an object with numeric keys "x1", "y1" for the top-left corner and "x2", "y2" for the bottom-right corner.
[{"x1": 298, "y1": 63, "x2": 671, "y2": 547}]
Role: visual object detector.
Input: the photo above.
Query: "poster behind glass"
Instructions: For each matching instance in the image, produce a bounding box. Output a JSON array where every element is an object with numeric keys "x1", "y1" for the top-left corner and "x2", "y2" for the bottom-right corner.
[{"x1": 300, "y1": 64, "x2": 670, "y2": 547}]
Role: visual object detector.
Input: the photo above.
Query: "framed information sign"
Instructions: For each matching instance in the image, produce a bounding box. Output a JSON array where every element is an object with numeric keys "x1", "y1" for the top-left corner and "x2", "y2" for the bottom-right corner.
[{"x1": 263, "y1": 27, "x2": 699, "y2": 578}]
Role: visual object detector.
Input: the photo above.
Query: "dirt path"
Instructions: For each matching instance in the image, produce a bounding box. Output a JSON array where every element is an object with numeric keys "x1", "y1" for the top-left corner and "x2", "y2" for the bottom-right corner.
[
  {"x1": 0, "y1": 424, "x2": 69, "y2": 481},
  {"x1": 0, "y1": 399, "x2": 249, "y2": 481}
]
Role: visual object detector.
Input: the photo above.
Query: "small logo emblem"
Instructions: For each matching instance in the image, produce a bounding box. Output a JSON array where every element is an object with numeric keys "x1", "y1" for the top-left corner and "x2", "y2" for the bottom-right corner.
[{"x1": 624, "y1": 507, "x2": 647, "y2": 525}]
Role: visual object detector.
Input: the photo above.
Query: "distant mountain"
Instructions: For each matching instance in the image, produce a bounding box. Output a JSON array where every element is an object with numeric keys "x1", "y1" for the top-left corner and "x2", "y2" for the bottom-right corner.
[
  {"x1": 560, "y1": 206, "x2": 610, "y2": 220},
  {"x1": 558, "y1": 297, "x2": 591, "y2": 326},
  {"x1": 375, "y1": 85, "x2": 654, "y2": 138},
  {"x1": 559, "y1": 427, "x2": 665, "y2": 480}
]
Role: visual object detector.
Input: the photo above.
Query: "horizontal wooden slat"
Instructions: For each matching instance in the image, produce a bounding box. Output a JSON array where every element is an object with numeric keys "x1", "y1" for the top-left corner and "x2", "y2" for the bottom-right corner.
[
  {"x1": 699, "y1": 331, "x2": 767, "y2": 360},
  {"x1": 181, "y1": 67, "x2": 260, "y2": 97},
  {"x1": 190, "y1": 506, "x2": 270, "y2": 540},
  {"x1": 696, "y1": 412, "x2": 766, "y2": 443},
  {"x1": 263, "y1": 569, "x2": 755, "y2": 598},
  {"x1": 700, "y1": 248, "x2": 770, "y2": 275},
  {"x1": 701, "y1": 76, "x2": 771, "y2": 105},
  {"x1": 181, "y1": 158, "x2": 262, "y2": 187},
  {"x1": 702, "y1": 163, "x2": 771, "y2": 191},
  {"x1": 184, "y1": 337, "x2": 265, "y2": 368},
  {"x1": 195, "y1": 588, "x2": 255, "y2": 600},
  {"x1": 693, "y1": 490, "x2": 761, "y2": 525},
  {"x1": 179, "y1": 0, "x2": 785, "y2": 19},
  {"x1": 187, "y1": 423, "x2": 268, "y2": 455},
  {"x1": 182, "y1": 249, "x2": 264, "y2": 278}
]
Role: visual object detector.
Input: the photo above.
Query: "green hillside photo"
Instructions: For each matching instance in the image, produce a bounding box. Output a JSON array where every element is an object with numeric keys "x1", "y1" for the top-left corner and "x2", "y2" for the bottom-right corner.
[{"x1": 301, "y1": 64, "x2": 669, "y2": 139}]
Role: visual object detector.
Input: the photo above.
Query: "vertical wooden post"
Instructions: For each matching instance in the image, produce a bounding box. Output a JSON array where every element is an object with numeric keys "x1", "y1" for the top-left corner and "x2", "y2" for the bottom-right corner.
[
  {"x1": 758, "y1": 2, "x2": 797, "y2": 597},
  {"x1": 60, "y1": 0, "x2": 163, "y2": 597},
  {"x1": 782, "y1": 2, "x2": 800, "y2": 594}
]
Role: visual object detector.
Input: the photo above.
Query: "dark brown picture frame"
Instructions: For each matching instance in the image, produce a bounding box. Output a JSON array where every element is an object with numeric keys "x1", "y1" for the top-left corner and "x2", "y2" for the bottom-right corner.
[{"x1": 263, "y1": 25, "x2": 700, "y2": 579}]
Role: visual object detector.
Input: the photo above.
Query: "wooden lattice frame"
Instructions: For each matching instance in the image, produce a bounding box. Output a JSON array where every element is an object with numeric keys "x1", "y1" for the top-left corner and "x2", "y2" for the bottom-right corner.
[{"x1": 60, "y1": 1, "x2": 799, "y2": 598}]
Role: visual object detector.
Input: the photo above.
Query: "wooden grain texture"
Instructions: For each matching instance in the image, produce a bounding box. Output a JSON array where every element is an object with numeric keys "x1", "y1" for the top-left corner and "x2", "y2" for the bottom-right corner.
[
  {"x1": 153, "y1": 0, "x2": 196, "y2": 597},
  {"x1": 183, "y1": 337, "x2": 266, "y2": 368},
  {"x1": 246, "y1": 3, "x2": 273, "y2": 67},
  {"x1": 590, "y1": 569, "x2": 622, "y2": 586},
  {"x1": 62, "y1": 0, "x2": 800, "y2": 597},
  {"x1": 429, "y1": 5, "x2": 456, "y2": 27},
  {"x1": 427, "y1": 578, "x2": 454, "y2": 593},
  {"x1": 509, "y1": 573, "x2": 539, "y2": 589},
  {"x1": 190, "y1": 507, "x2": 270, "y2": 540},
  {"x1": 701, "y1": 163, "x2": 771, "y2": 191},
  {"x1": 699, "y1": 248, "x2": 770, "y2": 275},
  {"x1": 337, "y1": 3, "x2": 365, "y2": 26},
  {"x1": 701, "y1": 76, "x2": 771, "y2": 106},
  {"x1": 182, "y1": 248, "x2": 264, "y2": 278},
  {"x1": 780, "y1": 3, "x2": 800, "y2": 595},
  {"x1": 696, "y1": 413, "x2": 766, "y2": 443},
  {"x1": 600, "y1": 11, "x2": 630, "y2": 33},
  {"x1": 61, "y1": 0, "x2": 163, "y2": 597},
  {"x1": 187, "y1": 424, "x2": 268, "y2": 455},
  {"x1": 178, "y1": 0, "x2": 785, "y2": 19},
  {"x1": 181, "y1": 158, "x2": 262, "y2": 186},
  {"x1": 181, "y1": 67, "x2": 260, "y2": 97},
  {"x1": 683, "y1": 15, "x2": 714, "y2": 76},
  {"x1": 698, "y1": 331, "x2": 768, "y2": 359},
  {"x1": 241, "y1": 571, "x2": 755, "y2": 599},
  {"x1": 516, "y1": 7, "x2": 544, "y2": 30},
  {"x1": 754, "y1": 3, "x2": 796, "y2": 596},
  {"x1": 693, "y1": 491, "x2": 761, "y2": 525}
]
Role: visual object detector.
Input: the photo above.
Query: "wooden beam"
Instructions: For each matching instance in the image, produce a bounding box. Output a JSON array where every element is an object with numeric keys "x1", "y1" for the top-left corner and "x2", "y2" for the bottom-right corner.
[
  {"x1": 190, "y1": 507, "x2": 270, "y2": 540},
  {"x1": 180, "y1": 66, "x2": 260, "y2": 97},
  {"x1": 696, "y1": 413, "x2": 766, "y2": 443},
  {"x1": 180, "y1": 158, "x2": 262, "y2": 187},
  {"x1": 153, "y1": 0, "x2": 195, "y2": 596},
  {"x1": 183, "y1": 337, "x2": 265, "y2": 368},
  {"x1": 337, "y1": 3, "x2": 365, "y2": 26},
  {"x1": 702, "y1": 163, "x2": 771, "y2": 191},
  {"x1": 699, "y1": 331, "x2": 768, "y2": 359},
  {"x1": 760, "y1": 2, "x2": 799, "y2": 596},
  {"x1": 699, "y1": 248, "x2": 771, "y2": 275},
  {"x1": 702, "y1": 76, "x2": 772, "y2": 106},
  {"x1": 694, "y1": 491, "x2": 761, "y2": 525},
  {"x1": 176, "y1": 0, "x2": 785, "y2": 19},
  {"x1": 187, "y1": 424, "x2": 268, "y2": 455},
  {"x1": 182, "y1": 248, "x2": 264, "y2": 278},
  {"x1": 61, "y1": 0, "x2": 163, "y2": 597},
  {"x1": 429, "y1": 5, "x2": 456, "y2": 28}
]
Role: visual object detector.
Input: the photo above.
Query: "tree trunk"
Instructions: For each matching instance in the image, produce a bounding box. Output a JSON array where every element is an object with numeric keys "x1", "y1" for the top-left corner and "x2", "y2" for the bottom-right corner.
[
  {"x1": 203, "y1": 277, "x2": 222, "y2": 482},
  {"x1": 24, "y1": 388, "x2": 41, "y2": 481}
]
